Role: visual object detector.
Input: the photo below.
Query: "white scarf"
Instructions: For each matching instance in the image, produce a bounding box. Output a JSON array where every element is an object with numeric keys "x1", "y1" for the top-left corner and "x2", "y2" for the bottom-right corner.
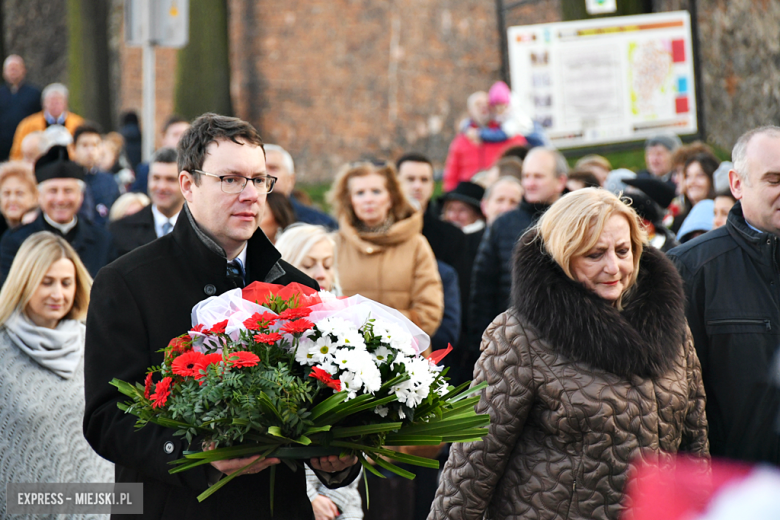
[{"x1": 4, "y1": 311, "x2": 84, "y2": 379}]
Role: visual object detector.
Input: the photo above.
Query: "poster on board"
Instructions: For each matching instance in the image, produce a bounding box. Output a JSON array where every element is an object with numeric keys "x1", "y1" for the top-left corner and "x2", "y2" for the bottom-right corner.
[{"x1": 507, "y1": 11, "x2": 697, "y2": 148}]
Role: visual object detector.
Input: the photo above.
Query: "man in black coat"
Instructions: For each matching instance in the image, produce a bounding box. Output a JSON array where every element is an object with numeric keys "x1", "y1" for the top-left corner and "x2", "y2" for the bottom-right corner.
[
  {"x1": 84, "y1": 113, "x2": 359, "y2": 519},
  {"x1": 668, "y1": 125, "x2": 780, "y2": 465},
  {"x1": 0, "y1": 145, "x2": 113, "y2": 280},
  {"x1": 109, "y1": 147, "x2": 183, "y2": 258},
  {"x1": 0, "y1": 55, "x2": 41, "y2": 161},
  {"x1": 469, "y1": 146, "x2": 568, "y2": 354}
]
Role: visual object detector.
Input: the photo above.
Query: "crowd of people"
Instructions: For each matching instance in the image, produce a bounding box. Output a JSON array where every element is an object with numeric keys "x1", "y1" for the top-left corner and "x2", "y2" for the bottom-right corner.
[{"x1": 1, "y1": 51, "x2": 780, "y2": 519}]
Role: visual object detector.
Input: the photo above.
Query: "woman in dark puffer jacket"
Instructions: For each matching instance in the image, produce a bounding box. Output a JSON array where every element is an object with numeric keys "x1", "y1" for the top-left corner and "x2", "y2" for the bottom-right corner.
[{"x1": 429, "y1": 188, "x2": 709, "y2": 520}]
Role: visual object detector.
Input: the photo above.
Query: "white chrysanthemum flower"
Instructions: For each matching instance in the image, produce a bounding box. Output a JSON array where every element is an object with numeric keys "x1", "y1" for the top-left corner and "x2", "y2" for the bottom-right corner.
[
  {"x1": 339, "y1": 372, "x2": 360, "y2": 400},
  {"x1": 372, "y1": 320, "x2": 415, "y2": 355},
  {"x1": 294, "y1": 343, "x2": 317, "y2": 366},
  {"x1": 371, "y1": 346, "x2": 393, "y2": 365},
  {"x1": 374, "y1": 406, "x2": 389, "y2": 417},
  {"x1": 310, "y1": 337, "x2": 337, "y2": 364},
  {"x1": 316, "y1": 317, "x2": 354, "y2": 338},
  {"x1": 392, "y1": 355, "x2": 436, "y2": 407}
]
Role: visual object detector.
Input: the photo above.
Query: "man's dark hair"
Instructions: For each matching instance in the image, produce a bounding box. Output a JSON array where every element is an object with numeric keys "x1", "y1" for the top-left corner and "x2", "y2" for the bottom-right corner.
[
  {"x1": 395, "y1": 152, "x2": 433, "y2": 172},
  {"x1": 73, "y1": 122, "x2": 103, "y2": 144},
  {"x1": 151, "y1": 147, "x2": 177, "y2": 165},
  {"x1": 162, "y1": 114, "x2": 188, "y2": 134},
  {"x1": 500, "y1": 144, "x2": 530, "y2": 162},
  {"x1": 177, "y1": 113, "x2": 265, "y2": 184}
]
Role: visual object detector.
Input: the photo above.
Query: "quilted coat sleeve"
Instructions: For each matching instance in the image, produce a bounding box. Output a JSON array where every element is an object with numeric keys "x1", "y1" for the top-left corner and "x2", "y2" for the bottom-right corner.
[
  {"x1": 680, "y1": 328, "x2": 710, "y2": 458},
  {"x1": 429, "y1": 312, "x2": 536, "y2": 520}
]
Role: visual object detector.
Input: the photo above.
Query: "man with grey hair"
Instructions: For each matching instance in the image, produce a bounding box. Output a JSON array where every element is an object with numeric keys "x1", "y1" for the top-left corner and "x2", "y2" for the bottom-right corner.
[
  {"x1": 637, "y1": 132, "x2": 682, "y2": 185},
  {"x1": 668, "y1": 125, "x2": 780, "y2": 466},
  {"x1": 265, "y1": 143, "x2": 337, "y2": 229},
  {"x1": 9, "y1": 82, "x2": 84, "y2": 160},
  {"x1": 0, "y1": 55, "x2": 41, "y2": 160},
  {"x1": 469, "y1": 146, "x2": 568, "y2": 359}
]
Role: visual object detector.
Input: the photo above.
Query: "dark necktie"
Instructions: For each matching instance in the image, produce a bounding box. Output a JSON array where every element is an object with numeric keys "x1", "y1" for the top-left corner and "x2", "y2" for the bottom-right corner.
[{"x1": 227, "y1": 258, "x2": 245, "y2": 287}]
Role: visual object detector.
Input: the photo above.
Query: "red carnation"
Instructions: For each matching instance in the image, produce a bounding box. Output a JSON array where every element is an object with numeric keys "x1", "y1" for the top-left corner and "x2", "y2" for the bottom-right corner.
[
  {"x1": 190, "y1": 324, "x2": 206, "y2": 333},
  {"x1": 253, "y1": 332, "x2": 283, "y2": 345},
  {"x1": 227, "y1": 351, "x2": 260, "y2": 368},
  {"x1": 207, "y1": 320, "x2": 229, "y2": 334},
  {"x1": 281, "y1": 319, "x2": 314, "y2": 335},
  {"x1": 144, "y1": 372, "x2": 154, "y2": 399},
  {"x1": 278, "y1": 307, "x2": 312, "y2": 320},
  {"x1": 151, "y1": 377, "x2": 173, "y2": 408},
  {"x1": 243, "y1": 312, "x2": 278, "y2": 330},
  {"x1": 171, "y1": 351, "x2": 206, "y2": 377},
  {"x1": 309, "y1": 366, "x2": 342, "y2": 392}
]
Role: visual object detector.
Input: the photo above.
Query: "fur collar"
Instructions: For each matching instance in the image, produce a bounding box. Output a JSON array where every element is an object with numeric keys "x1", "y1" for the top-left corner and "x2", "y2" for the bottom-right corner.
[{"x1": 511, "y1": 231, "x2": 687, "y2": 378}]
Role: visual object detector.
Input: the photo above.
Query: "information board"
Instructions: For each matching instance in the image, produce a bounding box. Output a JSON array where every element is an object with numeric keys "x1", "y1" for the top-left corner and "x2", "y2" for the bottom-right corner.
[{"x1": 507, "y1": 11, "x2": 697, "y2": 148}]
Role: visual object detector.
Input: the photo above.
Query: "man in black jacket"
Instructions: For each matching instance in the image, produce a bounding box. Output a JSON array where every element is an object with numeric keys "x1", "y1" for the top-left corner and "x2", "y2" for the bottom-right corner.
[
  {"x1": 84, "y1": 113, "x2": 358, "y2": 519},
  {"x1": 468, "y1": 146, "x2": 567, "y2": 353},
  {"x1": 668, "y1": 125, "x2": 780, "y2": 465},
  {"x1": 109, "y1": 147, "x2": 183, "y2": 258}
]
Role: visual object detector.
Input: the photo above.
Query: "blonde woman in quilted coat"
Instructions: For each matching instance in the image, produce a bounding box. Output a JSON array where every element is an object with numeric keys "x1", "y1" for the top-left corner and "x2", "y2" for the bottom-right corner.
[{"x1": 429, "y1": 189, "x2": 709, "y2": 520}]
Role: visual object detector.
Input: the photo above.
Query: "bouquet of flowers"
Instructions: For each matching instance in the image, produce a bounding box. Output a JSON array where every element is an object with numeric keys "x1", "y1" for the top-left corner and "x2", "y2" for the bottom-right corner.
[{"x1": 112, "y1": 281, "x2": 489, "y2": 503}]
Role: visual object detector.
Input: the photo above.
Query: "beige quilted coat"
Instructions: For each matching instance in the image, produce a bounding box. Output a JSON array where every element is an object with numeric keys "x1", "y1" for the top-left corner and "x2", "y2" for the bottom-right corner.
[{"x1": 429, "y1": 234, "x2": 709, "y2": 520}]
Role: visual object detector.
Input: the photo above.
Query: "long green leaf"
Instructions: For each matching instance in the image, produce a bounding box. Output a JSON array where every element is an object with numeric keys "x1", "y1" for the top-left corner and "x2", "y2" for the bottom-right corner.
[
  {"x1": 358, "y1": 454, "x2": 385, "y2": 479},
  {"x1": 382, "y1": 436, "x2": 443, "y2": 445},
  {"x1": 373, "y1": 456, "x2": 416, "y2": 480},
  {"x1": 309, "y1": 391, "x2": 349, "y2": 421},
  {"x1": 319, "y1": 395, "x2": 398, "y2": 425},
  {"x1": 195, "y1": 448, "x2": 276, "y2": 502},
  {"x1": 330, "y1": 422, "x2": 402, "y2": 439},
  {"x1": 397, "y1": 416, "x2": 489, "y2": 435},
  {"x1": 329, "y1": 441, "x2": 439, "y2": 469}
]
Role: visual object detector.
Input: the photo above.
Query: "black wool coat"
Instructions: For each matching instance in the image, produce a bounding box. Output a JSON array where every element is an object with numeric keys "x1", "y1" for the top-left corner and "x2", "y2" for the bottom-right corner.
[
  {"x1": 108, "y1": 204, "x2": 159, "y2": 259},
  {"x1": 84, "y1": 205, "x2": 358, "y2": 519}
]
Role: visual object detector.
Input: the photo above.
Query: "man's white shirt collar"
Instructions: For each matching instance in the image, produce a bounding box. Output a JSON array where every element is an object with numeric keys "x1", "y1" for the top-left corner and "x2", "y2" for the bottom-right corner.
[
  {"x1": 43, "y1": 213, "x2": 77, "y2": 235},
  {"x1": 151, "y1": 205, "x2": 180, "y2": 238}
]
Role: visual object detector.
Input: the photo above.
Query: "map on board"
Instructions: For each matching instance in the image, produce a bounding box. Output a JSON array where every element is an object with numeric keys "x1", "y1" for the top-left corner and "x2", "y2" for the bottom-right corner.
[{"x1": 507, "y1": 11, "x2": 697, "y2": 148}]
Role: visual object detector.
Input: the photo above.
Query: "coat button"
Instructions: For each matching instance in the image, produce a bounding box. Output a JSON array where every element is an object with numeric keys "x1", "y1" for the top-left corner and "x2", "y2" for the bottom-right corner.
[
  {"x1": 204, "y1": 284, "x2": 216, "y2": 296},
  {"x1": 164, "y1": 441, "x2": 175, "y2": 454}
]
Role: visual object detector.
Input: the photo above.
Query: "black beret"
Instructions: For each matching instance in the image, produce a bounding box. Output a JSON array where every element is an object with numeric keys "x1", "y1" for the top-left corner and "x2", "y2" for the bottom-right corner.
[{"x1": 34, "y1": 145, "x2": 85, "y2": 183}]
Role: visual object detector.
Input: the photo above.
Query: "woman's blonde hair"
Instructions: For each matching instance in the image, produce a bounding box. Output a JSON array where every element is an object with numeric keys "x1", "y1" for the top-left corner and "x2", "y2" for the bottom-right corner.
[
  {"x1": 326, "y1": 162, "x2": 415, "y2": 225},
  {"x1": 536, "y1": 188, "x2": 646, "y2": 303},
  {"x1": 0, "y1": 231, "x2": 93, "y2": 325},
  {"x1": 275, "y1": 223, "x2": 341, "y2": 294}
]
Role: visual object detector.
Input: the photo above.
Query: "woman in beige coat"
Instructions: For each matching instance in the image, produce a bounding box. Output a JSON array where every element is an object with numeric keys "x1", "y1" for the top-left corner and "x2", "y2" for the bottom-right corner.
[
  {"x1": 328, "y1": 162, "x2": 443, "y2": 350},
  {"x1": 429, "y1": 189, "x2": 709, "y2": 520}
]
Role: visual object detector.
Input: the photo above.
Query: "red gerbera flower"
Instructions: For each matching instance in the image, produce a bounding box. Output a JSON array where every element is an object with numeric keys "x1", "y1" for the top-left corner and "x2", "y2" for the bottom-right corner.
[
  {"x1": 171, "y1": 351, "x2": 206, "y2": 377},
  {"x1": 190, "y1": 324, "x2": 206, "y2": 333},
  {"x1": 151, "y1": 377, "x2": 173, "y2": 408},
  {"x1": 309, "y1": 366, "x2": 342, "y2": 392},
  {"x1": 192, "y1": 353, "x2": 223, "y2": 382},
  {"x1": 281, "y1": 319, "x2": 314, "y2": 335},
  {"x1": 227, "y1": 351, "x2": 260, "y2": 368},
  {"x1": 278, "y1": 307, "x2": 312, "y2": 320},
  {"x1": 144, "y1": 372, "x2": 154, "y2": 399},
  {"x1": 207, "y1": 320, "x2": 229, "y2": 334},
  {"x1": 243, "y1": 312, "x2": 278, "y2": 330},
  {"x1": 253, "y1": 332, "x2": 283, "y2": 345}
]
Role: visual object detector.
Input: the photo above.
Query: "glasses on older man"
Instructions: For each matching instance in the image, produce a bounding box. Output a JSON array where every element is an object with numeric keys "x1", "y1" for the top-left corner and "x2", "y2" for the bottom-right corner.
[{"x1": 192, "y1": 170, "x2": 277, "y2": 194}]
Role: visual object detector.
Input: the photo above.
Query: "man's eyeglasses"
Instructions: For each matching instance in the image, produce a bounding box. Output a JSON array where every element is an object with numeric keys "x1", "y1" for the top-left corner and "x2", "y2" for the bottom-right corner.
[{"x1": 192, "y1": 170, "x2": 277, "y2": 194}]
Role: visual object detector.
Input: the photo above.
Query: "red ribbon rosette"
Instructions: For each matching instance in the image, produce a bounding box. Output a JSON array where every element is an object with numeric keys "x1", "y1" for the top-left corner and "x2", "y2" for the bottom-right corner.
[{"x1": 242, "y1": 281, "x2": 323, "y2": 308}]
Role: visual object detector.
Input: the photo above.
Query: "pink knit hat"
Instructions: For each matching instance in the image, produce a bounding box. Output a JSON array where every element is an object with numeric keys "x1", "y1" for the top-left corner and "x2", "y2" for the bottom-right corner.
[{"x1": 488, "y1": 81, "x2": 511, "y2": 106}]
